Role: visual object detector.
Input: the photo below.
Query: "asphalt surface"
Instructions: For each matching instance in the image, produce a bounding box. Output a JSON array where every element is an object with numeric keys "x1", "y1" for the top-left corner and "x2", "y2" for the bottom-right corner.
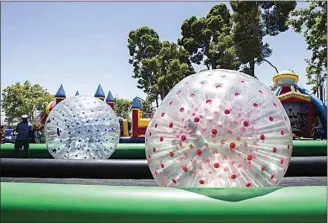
[{"x1": 1, "y1": 177, "x2": 326, "y2": 187}]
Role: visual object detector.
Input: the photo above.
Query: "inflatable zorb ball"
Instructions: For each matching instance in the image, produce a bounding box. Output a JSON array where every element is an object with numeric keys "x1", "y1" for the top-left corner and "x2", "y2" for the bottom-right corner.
[
  {"x1": 44, "y1": 95, "x2": 120, "y2": 160},
  {"x1": 145, "y1": 69, "x2": 293, "y2": 188}
]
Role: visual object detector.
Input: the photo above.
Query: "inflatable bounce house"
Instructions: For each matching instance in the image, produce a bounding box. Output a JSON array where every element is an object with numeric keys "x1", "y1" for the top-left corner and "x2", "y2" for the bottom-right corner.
[
  {"x1": 105, "y1": 91, "x2": 151, "y2": 143},
  {"x1": 121, "y1": 97, "x2": 151, "y2": 137},
  {"x1": 38, "y1": 84, "x2": 151, "y2": 143},
  {"x1": 273, "y1": 70, "x2": 327, "y2": 139}
]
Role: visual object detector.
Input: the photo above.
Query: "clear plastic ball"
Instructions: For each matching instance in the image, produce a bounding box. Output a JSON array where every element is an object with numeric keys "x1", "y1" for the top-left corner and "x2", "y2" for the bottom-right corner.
[
  {"x1": 44, "y1": 95, "x2": 120, "y2": 160},
  {"x1": 145, "y1": 69, "x2": 293, "y2": 188}
]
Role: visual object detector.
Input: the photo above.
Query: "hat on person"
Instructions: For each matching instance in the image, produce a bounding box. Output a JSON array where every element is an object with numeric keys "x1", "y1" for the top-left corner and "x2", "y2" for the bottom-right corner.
[{"x1": 21, "y1": 115, "x2": 28, "y2": 119}]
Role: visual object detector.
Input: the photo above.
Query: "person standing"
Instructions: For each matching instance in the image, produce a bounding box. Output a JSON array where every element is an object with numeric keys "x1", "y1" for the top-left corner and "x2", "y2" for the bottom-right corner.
[
  {"x1": 0, "y1": 125, "x2": 6, "y2": 144},
  {"x1": 14, "y1": 115, "x2": 33, "y2": 157}
]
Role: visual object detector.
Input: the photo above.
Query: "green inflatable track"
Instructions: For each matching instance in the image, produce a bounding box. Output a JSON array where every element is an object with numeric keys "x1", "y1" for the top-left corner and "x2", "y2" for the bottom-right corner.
[
  {"x1": 0, "y1": 143, "x2": 145, "y2": 159},
  {"x1": 0, "y1": 140, "x2": 326, "y2": 158},
  {"x1": 1, "y1": 182, "x2": 326, "y2": 223}
]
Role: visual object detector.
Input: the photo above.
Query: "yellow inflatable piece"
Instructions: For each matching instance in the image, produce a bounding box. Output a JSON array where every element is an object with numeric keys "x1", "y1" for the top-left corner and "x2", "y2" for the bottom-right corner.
[
  {"x1": 45, "y1": 101, "x2": 55, "y2": 115},
  {"x1": 272, "y1": 70, "x2": 299, "y2": 85},
  {"x1": 122, "y1": 119, "x2": 129, "y2": 137},
  {"x1": 139, "y1": 118, "x2": 150, "y2": 127},
  {"x1": 278, "y1": 91, "x2": 311, "y2": 101}
]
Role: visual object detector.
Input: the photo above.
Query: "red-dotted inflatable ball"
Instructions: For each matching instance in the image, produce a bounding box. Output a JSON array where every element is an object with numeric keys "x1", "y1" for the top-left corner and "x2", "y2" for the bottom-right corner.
[{"x1": 145, "y1": 69, "x2": 293, "y2": 188}]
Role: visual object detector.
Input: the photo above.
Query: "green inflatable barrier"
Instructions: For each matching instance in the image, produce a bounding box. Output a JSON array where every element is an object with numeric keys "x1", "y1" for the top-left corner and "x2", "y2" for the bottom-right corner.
[
  {"x1": 1, "y1": 182, "x2": 326, "y2": 223},
  {"x1": 0, "y1": 143, "x2": 145, "y2": 159},
  {"x1": 0, "y1": 141, "x2": 326, "y2": 159},
  {"x1": 291, "y1": 141, "x2": 327, "y2": 156}
]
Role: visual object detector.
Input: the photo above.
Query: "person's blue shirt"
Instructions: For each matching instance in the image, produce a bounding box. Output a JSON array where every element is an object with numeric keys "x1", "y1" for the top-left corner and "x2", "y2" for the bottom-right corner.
[{"x1": 16, "y1": 121, "x2": 33, "y2": 141}]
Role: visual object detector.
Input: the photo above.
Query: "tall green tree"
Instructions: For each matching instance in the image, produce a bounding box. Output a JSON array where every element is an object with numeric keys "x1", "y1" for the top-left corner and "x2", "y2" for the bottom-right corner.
[
  {"x1": 178, "y1": 4, "x2": 241, "y2": 70},
  {"x1": 114, "y1": 98, "x2": 131, "y2": 119},
  {"x1": 128, "y1": 27, "x2": 161, "y2": 102},
  {"x1": 128, "y1": 27, "x2": 195, "y2": 106},
  {"x1": 142, "y1": 96, "x2": 154, "y2": 114},
  {"x1": 2, "y1": 81, "x2": 53, "y2": 123},
  {"x1": 289, "y1": 1, "x2": 327, "y2": 96},
  {"x1": 231, "y1": 1, "x2": 296, "y2": 76},
  {"x1": 142, "y1": 41, "x2": 194, "y2": 100},
  {"x1": 137, "y1": 56, "x2": 160, "y2": 106}
]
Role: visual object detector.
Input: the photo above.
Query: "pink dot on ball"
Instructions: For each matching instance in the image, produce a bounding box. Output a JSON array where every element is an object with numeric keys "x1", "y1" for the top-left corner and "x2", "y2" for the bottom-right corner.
[
  {"x1": 269, "y1": 116, "x2": 274, "y2": 121},
  {"x1": 179, "y1": 107, "x2": 185, "y2": 112},
  {"x1": 224, "y1": 109, "x2": 230, "y2": 115},
  {"x1": 194, "y1": 117, "x2": 200, "y2": 122},
  {"x1": 243, "y1": 120, "x2": 249, "y2": 127},
  {"x1": 181, "y1": 135, "x2": 186, "y2": 141},
  {"x1": 169, "y1": 122, "x2": 174, "y2": 128},
  {"x1": 211, "y1": 128, "x2": 218, "y2": 135},
  {"x1": 247, "y1": 155, "x2": 253, "y2": 161}
]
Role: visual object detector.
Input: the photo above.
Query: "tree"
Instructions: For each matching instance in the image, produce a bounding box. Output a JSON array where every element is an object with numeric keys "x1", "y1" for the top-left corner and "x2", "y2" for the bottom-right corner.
[
  {"x1": 128, "y1": 27, "x2": 195, "y2": 105},
  {"x1": 141, "y1": 41, "x2": 194, "y2": 100},
  {"x1": 231, "y1": 1, "x2": 297, "y2": 76},
  {"x1": 289, "y1": 1, "x2": 327, "y2": 96},
  {"x1": 114, "y1": 98, "x2": 131, "y2": 119},
  {"x1": 128, "y1": 27, "x2": 161, "y2": 103},
  {"x1": 142, "y1": 96, "x2": 154, "y2": 114},
  {"x1": 178, "y1": 4, "x2": 241, "y2": 70},
  {"x1": 1, "y1": 81, "x2": 53, "y2": 123}
]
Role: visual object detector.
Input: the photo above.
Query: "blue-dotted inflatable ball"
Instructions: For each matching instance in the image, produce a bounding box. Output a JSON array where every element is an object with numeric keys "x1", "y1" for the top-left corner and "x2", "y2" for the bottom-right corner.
[{"x1": 44, "y1": 95, "x2": 120, "y2": 160}]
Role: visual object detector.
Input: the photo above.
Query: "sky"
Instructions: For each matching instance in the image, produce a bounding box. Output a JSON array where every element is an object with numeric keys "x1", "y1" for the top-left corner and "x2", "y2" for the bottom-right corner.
[{"x1": 1, "y1": 1, "x2": 311, "y2": 100}]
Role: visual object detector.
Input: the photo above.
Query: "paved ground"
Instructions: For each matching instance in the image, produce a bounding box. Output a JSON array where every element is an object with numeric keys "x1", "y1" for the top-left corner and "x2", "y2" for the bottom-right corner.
[{"x1": 1, "y1": 177, "x2": 326, "y2": 187}]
